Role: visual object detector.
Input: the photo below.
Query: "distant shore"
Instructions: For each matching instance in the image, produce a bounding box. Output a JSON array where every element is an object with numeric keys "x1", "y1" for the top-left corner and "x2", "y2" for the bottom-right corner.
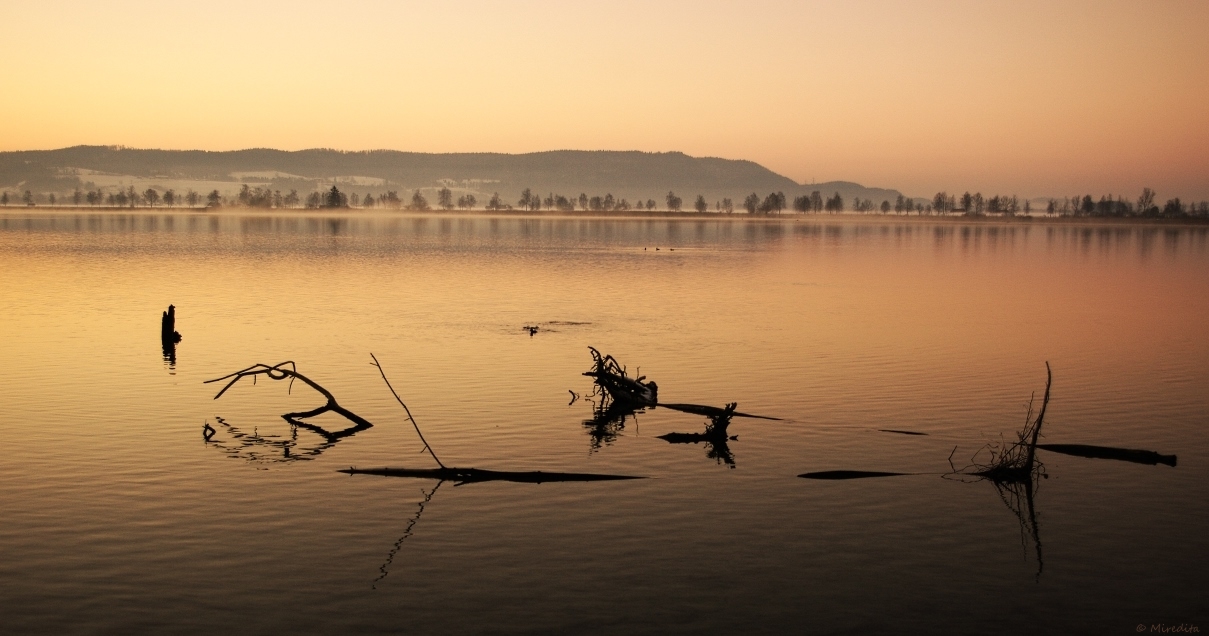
[{"x1": 3, "y1": 205, "x2": 1207, "y2": 226}]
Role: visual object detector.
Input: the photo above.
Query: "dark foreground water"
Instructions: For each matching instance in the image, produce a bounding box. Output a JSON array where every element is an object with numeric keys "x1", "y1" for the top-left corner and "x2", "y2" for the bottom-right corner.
[{"x1": 1, "y1": 211, "x2": 1206, "y2": 635}]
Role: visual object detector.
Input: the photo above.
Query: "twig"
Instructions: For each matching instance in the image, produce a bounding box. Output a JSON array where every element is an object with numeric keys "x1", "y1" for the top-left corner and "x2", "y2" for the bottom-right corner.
[{"x1": 369, "y1": 353, "x2": 446, "y2": 469}]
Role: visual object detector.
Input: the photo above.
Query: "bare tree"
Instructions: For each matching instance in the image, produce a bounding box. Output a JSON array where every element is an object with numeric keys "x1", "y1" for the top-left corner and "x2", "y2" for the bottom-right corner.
[{"x1": 1137, "y1": 188, "x2": 1157, "y2": 215}]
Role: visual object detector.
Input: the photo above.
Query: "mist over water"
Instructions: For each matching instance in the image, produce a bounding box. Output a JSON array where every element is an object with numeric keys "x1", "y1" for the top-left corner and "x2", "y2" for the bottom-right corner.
[{"x1": 1, "y1": 211, "x2": 1206, "y2": 635}]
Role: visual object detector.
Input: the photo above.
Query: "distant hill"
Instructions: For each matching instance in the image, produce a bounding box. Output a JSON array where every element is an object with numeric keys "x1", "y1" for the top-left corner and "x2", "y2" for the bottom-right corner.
[{"x1": 0, "y1": 146, "x2": 905, "y2": 208}]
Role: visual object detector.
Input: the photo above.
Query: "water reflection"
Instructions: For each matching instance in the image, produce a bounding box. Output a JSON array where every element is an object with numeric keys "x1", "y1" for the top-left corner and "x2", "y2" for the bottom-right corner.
[
  {"x1": 203, "y1": 416, "x2": 340, "y2": 464},
  {"x1": 657, "y1": 403, "x2": 739, "y2": 468},
  {"x1": 582, "y1": 401, "x2": 644, "y2": 452},
  {"x1": 4, "y1": 212, "x2": 1208, "y2": 266},
  {"x1": 161, "y1": 339, "x2": 177, "y2": 371},
  {"x1": 373, "y1": 481, "x2": 443, "y2": 589}
]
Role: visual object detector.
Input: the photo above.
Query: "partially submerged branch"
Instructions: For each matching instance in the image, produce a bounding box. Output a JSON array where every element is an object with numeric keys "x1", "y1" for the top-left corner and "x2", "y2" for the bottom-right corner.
[
  {"x1": 1036, "y1": 443, "x2": 1176, "y2": 467},
  {"x1": 370, "y1": 353, "x2": 445, "y2": 469},
  {"x1": 204, "y1": 361, "x2": 374, "y2": 438},
  {"x1": 799, "y1": 470, "x2": 916, "y2": 480},
  {"x1": 957, "y1": 362, "x2": 1052, "y2": 484},
  {"x1": 583, "y1": 346, "x2": 658, "y2": 408}
]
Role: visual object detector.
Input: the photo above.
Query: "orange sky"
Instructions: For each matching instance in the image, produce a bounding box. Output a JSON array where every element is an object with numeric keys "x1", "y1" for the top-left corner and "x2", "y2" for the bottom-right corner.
[{"x1": 1, "y1": 0, "x2": 1206, "y2": 199}]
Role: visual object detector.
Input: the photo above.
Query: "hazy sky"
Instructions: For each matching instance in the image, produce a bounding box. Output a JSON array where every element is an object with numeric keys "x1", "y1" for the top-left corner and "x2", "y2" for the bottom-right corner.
[{"x1": 2, "y1": 0, "x2": 1206, "y2": 199}]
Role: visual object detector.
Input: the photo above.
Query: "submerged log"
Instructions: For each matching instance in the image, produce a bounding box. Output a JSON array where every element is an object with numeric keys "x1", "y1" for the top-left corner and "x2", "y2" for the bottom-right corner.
[
  {"x1": 1037, "y1": 443, "x2": 1177, "y2": 467},
  {"x1": 657, "y1": 431, "x2": 736, "y2": 444},
  {"x1": 659, "y1": 402, "x2": 782, "y2": 420},
  {"x1": 339, "y1": 466, "x2": 645, "y2": 484},
  {"x1": 798, "y1": 470, "x2": 914, "y2": 480}
]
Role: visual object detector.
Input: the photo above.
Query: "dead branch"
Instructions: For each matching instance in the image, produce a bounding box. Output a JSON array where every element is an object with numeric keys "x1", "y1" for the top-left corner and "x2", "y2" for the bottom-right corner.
[
  {"x1": 953, "y1": 362, "x2": 1052, "y2": 484},
  {"x1": 204, "y1": 361, "x2": 375, "y2": 434},
  {"x1": 370, "y1": 353, "x2": 445, "y2": 469},
  {"x1": 583, "y1": 347, "x2": 658, "y2": 408}
]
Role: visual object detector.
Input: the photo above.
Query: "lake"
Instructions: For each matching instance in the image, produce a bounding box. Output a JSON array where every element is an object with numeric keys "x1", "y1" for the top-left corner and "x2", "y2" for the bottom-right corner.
[{"x1": 1, "y1": 211, "x2": 1205, "y2": 635}]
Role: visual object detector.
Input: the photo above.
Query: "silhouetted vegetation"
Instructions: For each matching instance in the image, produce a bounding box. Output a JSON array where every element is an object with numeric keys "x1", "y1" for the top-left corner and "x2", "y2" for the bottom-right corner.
[{"x1": 208, "y1": 355, "x2": 645, "y2": 482}]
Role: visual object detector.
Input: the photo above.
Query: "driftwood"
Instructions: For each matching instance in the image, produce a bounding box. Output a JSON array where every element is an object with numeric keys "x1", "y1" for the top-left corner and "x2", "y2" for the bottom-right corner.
[
  {"x1": 205, "y1": 361, "x2": 374, "y2": 439},
  {"x1": 659, "y1": 402, "x2": 781, "y2": 421},
  {"x1": 1036, "y1": 443, "x2": 1176, "y2": 467},
  {"x1": 345, "y1": 354, "x2": 646, "y2": 483},
  {"x1": 799, "y1": 470, "x2": 915, "y2": 480},
  {"x1": 879, "y1": 429, "x2": 928, "y2": 436},
  {"x1": 583, "y1": 347, "x2": 658, "y2": 407},
  {"x1": 797, "y1": 364, "x2": 1174, "y2": 581},
  {"x1": 940, "y1": 363, "x2": 1053, "y2": 580},
  {"x1": 339, "y1": 466, "x2": 644, "y2": 485},
  {"x1": 955, "y1": 362, "x2": 1052, "y2": 483}
]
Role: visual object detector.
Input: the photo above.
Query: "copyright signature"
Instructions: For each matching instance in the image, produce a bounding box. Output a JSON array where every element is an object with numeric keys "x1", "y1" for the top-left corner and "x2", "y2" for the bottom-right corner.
[{"x1": 1138, "y1": 624, "x2": 1200, "y2": 634}]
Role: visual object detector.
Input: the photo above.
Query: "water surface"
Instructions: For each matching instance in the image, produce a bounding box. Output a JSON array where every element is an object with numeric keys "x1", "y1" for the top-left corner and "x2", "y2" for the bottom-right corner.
[{"x1": 1, "y1": 211, "x2": 1206, "y2": 634}]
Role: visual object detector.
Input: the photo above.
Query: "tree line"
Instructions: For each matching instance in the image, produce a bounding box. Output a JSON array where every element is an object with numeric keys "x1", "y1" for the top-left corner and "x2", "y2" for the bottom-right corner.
[{"x1": 2, "y1": 184, "x2": 1206, "y2": 218}]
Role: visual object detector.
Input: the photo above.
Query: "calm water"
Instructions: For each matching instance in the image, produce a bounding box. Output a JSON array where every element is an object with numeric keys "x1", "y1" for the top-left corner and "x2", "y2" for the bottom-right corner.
[{"x1": 1, "y1": 211, "x2": 1206, "y2": 635}]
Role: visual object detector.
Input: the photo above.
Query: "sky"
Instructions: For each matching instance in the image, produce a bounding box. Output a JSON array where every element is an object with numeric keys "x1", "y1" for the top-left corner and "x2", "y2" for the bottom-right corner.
[{"x1": 1, "y1": 0, "x2": 1207, "y2": 199}]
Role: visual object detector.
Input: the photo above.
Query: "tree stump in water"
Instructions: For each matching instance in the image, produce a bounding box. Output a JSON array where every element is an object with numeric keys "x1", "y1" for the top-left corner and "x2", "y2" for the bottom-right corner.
[{"x1": 161, "y1": 304, "x2": 182, "y2": 344}]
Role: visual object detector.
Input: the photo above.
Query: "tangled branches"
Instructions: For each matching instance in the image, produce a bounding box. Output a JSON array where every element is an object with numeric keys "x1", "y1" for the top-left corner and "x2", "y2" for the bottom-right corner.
[
  {"x1": 947, "y1": 362, "x2": 1052, "y2": 579},
  {"x1": 583, "y1": 346, "x2": 658, "y2": 408},
  {"x1": 952, "y1": 362, "x2": 1052, "y2": 484}
]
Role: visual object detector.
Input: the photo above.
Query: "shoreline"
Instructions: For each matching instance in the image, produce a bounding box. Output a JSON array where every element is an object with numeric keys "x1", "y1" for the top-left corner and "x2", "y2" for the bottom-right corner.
[{"x1": 2, "y1": 206, "x2": 1207, "y2": 227}]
